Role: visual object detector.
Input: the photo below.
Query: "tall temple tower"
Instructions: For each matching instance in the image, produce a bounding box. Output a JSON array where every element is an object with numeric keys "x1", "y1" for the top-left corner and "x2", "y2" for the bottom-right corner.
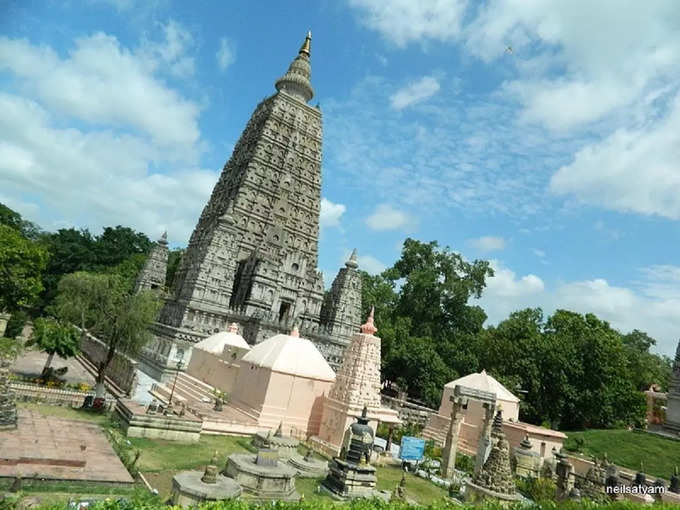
[{"x1": 140, "y1": 33, "x2": 361, "y2": 380}]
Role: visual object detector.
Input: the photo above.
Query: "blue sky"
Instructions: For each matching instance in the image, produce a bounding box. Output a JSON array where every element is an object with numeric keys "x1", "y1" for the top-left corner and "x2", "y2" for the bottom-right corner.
[{"x1": 2, "y1": 0, "x2": 680, "y2": 355}]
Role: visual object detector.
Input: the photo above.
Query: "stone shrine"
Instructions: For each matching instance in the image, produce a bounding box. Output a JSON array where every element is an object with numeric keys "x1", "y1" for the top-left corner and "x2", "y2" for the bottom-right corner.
[
  {"x1": 0, "y1": 351, "x2": 17, "y2": 430},
  {"x1": 315, "y1": 308, "x2": 400, "y2": 456},
  {"x1": 138, "y1": 32, "x2": 362, "y2": 381},
  {"x1": 664, "y1": 341, "x2": 680, "y2": 433},
  {"x1": 134, "y1": 232, "x2": 169, "y2": 293},
  {"x1": 321, "y1": 406, "x2": 384, "y2": 500},
  {"x1": 513, "y1": 434, "x2": 541, "y2": 478},
  {"x1": 224, "y1": 448, "x2": 299, "y2": 502},
  {"x1": 171, "y1": 452, "x2": 242, "y2": 507},
  {"x1": 464, "y1": 411, "x2": 521, "y2": 504}
]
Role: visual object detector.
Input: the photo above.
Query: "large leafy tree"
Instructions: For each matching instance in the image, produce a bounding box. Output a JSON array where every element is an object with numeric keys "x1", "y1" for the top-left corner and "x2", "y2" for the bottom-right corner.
[
  {"x1": 622, "y1": 330, "x2": 672, "y2": 391},
  {"x1": 29, "y1": 317, "x2": 81, "y2": 375},
  {"x1": 52, "y1": 272, "x2": 161, "y2": 396},
  {"x1": 361, "y1": 239, "x2": 493, "y2": 407},
  {"x1": 0, "y1": 224, "x2": 49, "y2": 312},
  {"x1": 0, "y1": 202, "x2": 41, "y2": 240}
]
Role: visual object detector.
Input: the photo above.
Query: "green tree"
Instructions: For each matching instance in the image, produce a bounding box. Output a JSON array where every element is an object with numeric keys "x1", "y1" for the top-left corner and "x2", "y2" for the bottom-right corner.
[
  {"x1": 52, "y1": 272, "x2": 161, "y2": 396},
  {"x1": 94, "y1": 226, "x2": 152, "y2": 268},
  {"x1": 29, "y1": 317, "x2": 80, "y2": 375},
  {"x1": 0, "y1": 202, "x2": 41, "y2": 240},
  {"x1": 622, "y1": 330, "x2": 672, "y2": 391},
  {"x1": 0, "y1": 224, "x2": 49, "y2": 312}
]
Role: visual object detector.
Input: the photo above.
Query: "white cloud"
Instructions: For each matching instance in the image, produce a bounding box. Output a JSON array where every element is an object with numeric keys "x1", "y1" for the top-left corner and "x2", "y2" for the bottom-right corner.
[
  {"x1": 356, "y1": 254, "x2": 387, "y2": 275},
  {"x1": 365, "y1": 204, "x2": 415, "y2": 231},
  {"x1": 320, "y1": 198, "x2": 346, "y2": 228},
  {"x1": 477, "y1": 260, "x2": 680, "y2": 356},
  {"x1": 550, "y1": 94, "x2": 680, "y2": 219},
  {"x1": 346, "y1": 1, "x2": 680, "y2": 219},
  {"x1": 348, "y1": 0, "x2": 467, "y2": 47},
  {"x1": 390, "y1": 76, "x2": 440, "y2": 110},
  {"x1": 0, "y1": 93, "x2": 216, "y2": 241},
  {"x1": 468, "y1": 236, "x2": 506, "y2": 253},
  {"x1": 139, "y1": 20, "x2": 196, "y2": 78},
  {"x1": 0, "y1": 32, "x2": 201, "y2": 156},
  {"x1": 532, "y1": 248, "x2": 546, "y2": 258},
  {"x1": 216, "y1": 37, "x2": 235, "y2": 71}
]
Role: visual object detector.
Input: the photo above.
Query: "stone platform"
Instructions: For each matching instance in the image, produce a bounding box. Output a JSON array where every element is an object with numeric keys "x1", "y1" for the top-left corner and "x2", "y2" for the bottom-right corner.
[
  {"x1": 224, "y1": 452, "x2": 299, "y2": 502},
  {"x1": 0, "y1": 408, "x2": 133, "y2": 485},
  {"x1": 464, "y1": 481, "x2": 522, "y2": 505},
  {"x1": 171, "y1": 470, "x2": 241, "y2": 506},
  {"x1": 116, "y1": 399, "x2": 202, "y2": 442}
]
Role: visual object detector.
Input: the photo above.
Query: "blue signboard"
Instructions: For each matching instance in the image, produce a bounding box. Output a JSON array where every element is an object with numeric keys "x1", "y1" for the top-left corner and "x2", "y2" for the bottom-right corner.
[{"x1": 399, "y1": 436, "x2": 426, "y2": 461}]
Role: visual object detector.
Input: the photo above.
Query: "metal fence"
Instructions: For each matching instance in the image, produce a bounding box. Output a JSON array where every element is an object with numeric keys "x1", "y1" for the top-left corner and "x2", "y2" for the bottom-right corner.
[{"x1": 11, "y1": 382, "x2": 114, "y2": 411}]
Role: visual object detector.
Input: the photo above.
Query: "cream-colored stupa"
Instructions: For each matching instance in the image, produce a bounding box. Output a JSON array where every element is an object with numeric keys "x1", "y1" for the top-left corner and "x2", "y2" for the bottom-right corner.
[
  {"x1": 314, "y1": 308, "x2": 400, "y2": 457},
  {"x1": 186, "y1": 323, "x2": 251, "y2": 394},
  {"x1": 424, "y1": 370, "x2": 565, "y2": 459},
  {"x1": 229, "y1": 327, "x2": 336, "y2": 436}
]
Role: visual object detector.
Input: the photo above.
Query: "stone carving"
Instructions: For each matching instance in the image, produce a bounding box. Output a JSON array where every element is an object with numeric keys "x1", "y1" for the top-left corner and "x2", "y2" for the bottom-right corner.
[
  {"x1": 665, "y1": 341, "x2": 680, "y2": 432},
  {"x1": 140, "y1": 33, "x2": 360, "y2": 380}
]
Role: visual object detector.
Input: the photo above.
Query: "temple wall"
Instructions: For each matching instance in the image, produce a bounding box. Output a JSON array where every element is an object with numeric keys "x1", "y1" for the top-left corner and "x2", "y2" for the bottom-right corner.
[
  {"x1": 438, "y1": 388, "x2": 520, "y2": 422},
  {"x1": 185, "y1": 348, "x2": 245, "y2": 395},
  {"x1": 259, "y1": 372, "x2": 333, "y2": 436},
  {"x1": 80, "y1": 331, "x2": 138, "y2": 396}
]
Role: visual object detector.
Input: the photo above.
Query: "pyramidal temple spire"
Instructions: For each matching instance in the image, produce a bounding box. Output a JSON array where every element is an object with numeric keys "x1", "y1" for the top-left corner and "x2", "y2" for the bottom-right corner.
[{"x1": 275, "y1": 31, "x2": 314, "y2": 103}]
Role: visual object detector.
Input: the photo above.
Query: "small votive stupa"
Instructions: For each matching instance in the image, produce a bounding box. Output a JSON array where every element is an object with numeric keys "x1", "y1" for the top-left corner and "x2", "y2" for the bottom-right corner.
[
  {"x1": 224, "y1": 447, "x2": 299, "y2": 502},
  {"x1": 321, "y1": 406, "x2": 385, "y2": 500},
  {"x1": 465, "y1": 411, "x2": 521, "y2": 504},
  {"x1": 171, "y1": 452, "x2": 241, "y2": 507},
  {"x1": 252, "y1": 421, "x2": 300, "y2": 459}
]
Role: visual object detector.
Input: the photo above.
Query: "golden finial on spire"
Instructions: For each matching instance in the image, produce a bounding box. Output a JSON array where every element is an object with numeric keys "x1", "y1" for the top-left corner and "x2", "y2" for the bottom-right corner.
[{"x1": 299, "y1": 30, "x2": 311, "y2": 57}]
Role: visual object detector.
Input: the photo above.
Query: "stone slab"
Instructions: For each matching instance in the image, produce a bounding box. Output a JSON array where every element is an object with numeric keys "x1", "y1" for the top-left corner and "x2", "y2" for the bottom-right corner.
[{"x1": 0, "y1": 408, "x2": 133, "y2": 484}]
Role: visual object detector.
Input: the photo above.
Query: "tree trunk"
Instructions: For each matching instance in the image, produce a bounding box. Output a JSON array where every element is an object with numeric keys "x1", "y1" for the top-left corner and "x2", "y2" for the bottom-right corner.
[
  {"x1": 41, "y1": 351, "x2": 55, "y2": 376},
  {"x1": 95, "y1": 343, "x2": 117, "y2": 398}
]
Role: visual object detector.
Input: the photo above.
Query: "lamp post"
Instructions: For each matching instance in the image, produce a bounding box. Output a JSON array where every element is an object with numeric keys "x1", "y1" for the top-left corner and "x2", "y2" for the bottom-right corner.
[{"x1": 168, "y1": 357, "x2": 184, "y2": 406}]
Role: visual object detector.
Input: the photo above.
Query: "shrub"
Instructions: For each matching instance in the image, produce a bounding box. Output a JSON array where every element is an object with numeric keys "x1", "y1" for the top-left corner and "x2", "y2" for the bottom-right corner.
[{"x1": 516, "y1": 476, "x2": 557, "y2": 502}]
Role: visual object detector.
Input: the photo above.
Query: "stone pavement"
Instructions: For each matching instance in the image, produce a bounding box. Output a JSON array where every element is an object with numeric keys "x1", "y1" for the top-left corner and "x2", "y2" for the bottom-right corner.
[
  {"x1": 12, "y1": 350, "x2": 95, "y2": 386},
  {"x1": 0, "y1": 408, "x2": 133, "y2": 484}
]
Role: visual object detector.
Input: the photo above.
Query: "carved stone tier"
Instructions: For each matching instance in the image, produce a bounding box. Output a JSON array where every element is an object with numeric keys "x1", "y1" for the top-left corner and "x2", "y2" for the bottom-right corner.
[
  {"x1": 252, "y1": 431, "x2": 300, "y2": 459},
  {"x1": 287, "y1": 454, "x2": 329, "y2": 478},
  {"x1": 321, "y1": 458, "x2": 380, "y2": 500}
]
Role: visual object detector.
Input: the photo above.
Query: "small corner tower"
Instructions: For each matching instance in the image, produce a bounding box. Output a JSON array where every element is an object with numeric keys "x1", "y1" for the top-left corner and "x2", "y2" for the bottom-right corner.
[
  {"x1": 320, "y1": 249, "x2": 362, "y2": 338},
  {"x1": 134, "y1": 231, "x2": 169, "y2": 293}
]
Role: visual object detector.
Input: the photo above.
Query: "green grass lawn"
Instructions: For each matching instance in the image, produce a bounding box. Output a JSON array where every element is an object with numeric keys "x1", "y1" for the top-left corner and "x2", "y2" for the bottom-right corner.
[
  {"x1": 564, "y1": 429, "x2": 680, "y2": 479},
  {"x1": 375, "y1": 465, "x2": 448, "y2": 504}
]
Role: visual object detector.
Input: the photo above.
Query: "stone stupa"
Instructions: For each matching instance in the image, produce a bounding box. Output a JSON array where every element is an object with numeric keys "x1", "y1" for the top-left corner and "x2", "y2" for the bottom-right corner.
[
  {"x1": 252, "y1": 421, "x2": 300, "y2": 459},
  {"x1": 321, "y1": 406, "x2": 387, "y2": 500},
  {"x1": 464, "y1": 410, "x2": 521, "y2": 504}
]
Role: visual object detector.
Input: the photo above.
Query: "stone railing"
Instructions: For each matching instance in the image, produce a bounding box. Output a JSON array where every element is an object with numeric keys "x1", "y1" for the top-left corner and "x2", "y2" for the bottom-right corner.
[
  {"x1": 381, "y1": 394, "x2": 437, "y2": 427},
  {"x1": 79, "y1": 330, "x2": 138, "y2": 396},
  {"x1": 11, "y1": 381, "x2": 113, "y2": 410}
]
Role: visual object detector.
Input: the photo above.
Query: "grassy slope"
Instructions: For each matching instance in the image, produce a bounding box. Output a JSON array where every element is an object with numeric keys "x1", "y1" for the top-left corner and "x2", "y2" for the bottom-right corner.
[{"x1": 564, "y1": 429, "x2": 680, "y2": 479}]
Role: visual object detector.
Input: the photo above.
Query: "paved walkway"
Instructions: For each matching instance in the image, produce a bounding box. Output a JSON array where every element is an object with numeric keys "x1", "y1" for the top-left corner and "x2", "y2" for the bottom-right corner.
[
  {"x1": 0, "y1": 408, "x2": 133, "y2": 483},
  {"x1": 13, "y1": 349, "x2": 96, "y2": 385}
]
